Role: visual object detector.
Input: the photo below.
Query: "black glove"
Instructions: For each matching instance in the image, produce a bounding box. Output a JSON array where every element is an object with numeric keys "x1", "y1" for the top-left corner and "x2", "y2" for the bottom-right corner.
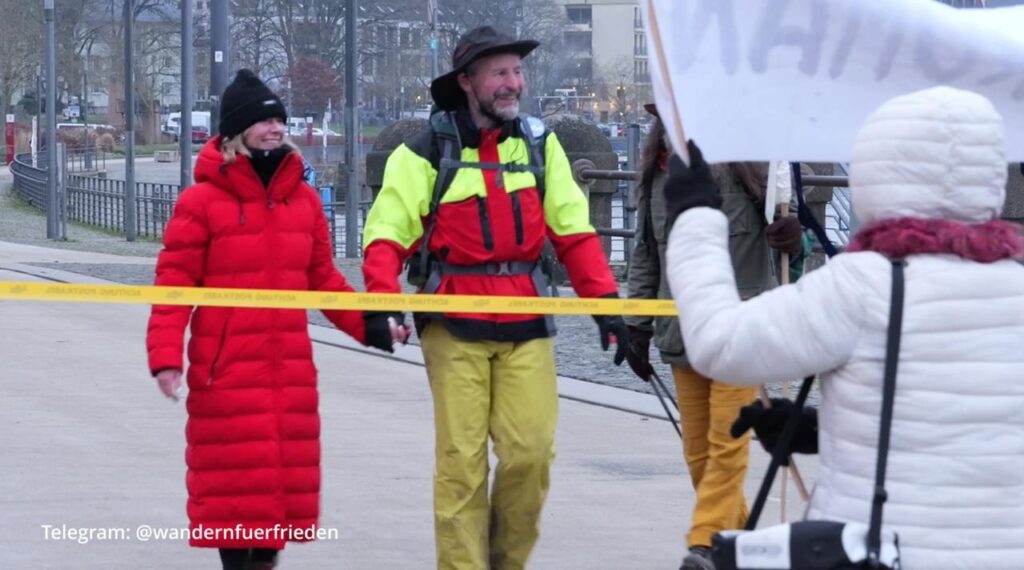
[
  {"x1": 594, "y1": 314, "x2": 630, "y2": 366},
  {"x1": 730, "y1": 398, "x2": 818, "y2": 466},
  {"x1": 766, "y1": 216, "x2": 804, "y2": 256},
  {"x1": 363, "y1": 311, "x2": 405, "y2": 353},
  {"x1": 664, "y1": 141, "x2": 722, "y2": 229},
  {"x1": 625, "y1": 326, "x2": 654, "y2": 382}
]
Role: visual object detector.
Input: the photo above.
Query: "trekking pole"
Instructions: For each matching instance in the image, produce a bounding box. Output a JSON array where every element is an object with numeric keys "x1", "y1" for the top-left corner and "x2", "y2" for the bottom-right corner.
[
  {"x1": 758, "y1": 385, "x2": 811, "y2": 504},
  {"x1": 650, "y1": 369, "x2": 678, "y2": 410},
  {"x1": 648, "y1": 370, "x2": 682, "y2": 438}
]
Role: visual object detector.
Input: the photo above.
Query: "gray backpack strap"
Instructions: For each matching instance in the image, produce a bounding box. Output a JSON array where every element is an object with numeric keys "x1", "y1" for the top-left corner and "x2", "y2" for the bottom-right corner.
[
  {"x1": 418, "y1": 111, "x2": 462, "y2": 286},
  {"x1": 517, "y1": 114, "x2": 548, "y2": 202},
  {"x1": 518, "y1": 113, "x2": 559, "y2": 305}
]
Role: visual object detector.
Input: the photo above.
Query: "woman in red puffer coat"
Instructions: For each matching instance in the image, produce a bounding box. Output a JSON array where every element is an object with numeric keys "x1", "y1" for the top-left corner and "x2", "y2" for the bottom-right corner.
[{"x1": 146, "y1": 69, "x2": 396, "y2": 570}]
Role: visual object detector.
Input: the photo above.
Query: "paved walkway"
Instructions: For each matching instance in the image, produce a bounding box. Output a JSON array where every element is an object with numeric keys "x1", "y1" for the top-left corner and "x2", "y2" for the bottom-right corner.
[{"x1": 0, "y1": 241, "x2": 816, "y2": 568}]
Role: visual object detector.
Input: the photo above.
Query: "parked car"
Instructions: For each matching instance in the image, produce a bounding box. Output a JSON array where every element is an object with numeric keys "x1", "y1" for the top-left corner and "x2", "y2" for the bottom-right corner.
[
  {"x1": 164, "y1": 111, "x2": 211, "y2": 141},
  {"x1": 288, "y1": 126, "x2": 340, "y2": 138},
  {"x1": 190, "y1": 125, "x2": 210, "y2": 144}
]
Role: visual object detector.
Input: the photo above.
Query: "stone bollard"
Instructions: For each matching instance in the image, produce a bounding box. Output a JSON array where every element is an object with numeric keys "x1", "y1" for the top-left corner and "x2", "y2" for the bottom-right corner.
[
  {"x1": 543, "y1": 114, "x2": 619, "y2": 259},
  {"x1": 1002, "y1": 164, "x2": 1024, "y2": 225},
  {"x1": 365, "y1": 119, "x2": 429, "y2": 201}
]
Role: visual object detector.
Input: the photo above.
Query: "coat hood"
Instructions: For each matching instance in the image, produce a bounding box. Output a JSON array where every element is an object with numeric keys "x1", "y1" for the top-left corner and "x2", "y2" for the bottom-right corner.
[
  {"x1": 849, "y1": 86, "x2": 1007, "y2": 226},
  {"x1": 193, "y1": 136, "x2": 305, "y2": 202}
]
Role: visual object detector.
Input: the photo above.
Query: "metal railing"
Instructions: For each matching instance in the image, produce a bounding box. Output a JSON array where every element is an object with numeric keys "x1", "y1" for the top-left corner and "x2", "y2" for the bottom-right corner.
[
  {"x1": 11, "y1": 150, "x2": 181, "y2": 240},
  {"x1": 320, "y1": 186, "x2": 373, "y2": 257},
  {"x1": 10, "y1": 152, "x2": 49, "y2": 207},
  {"x1": 64, "y1": 147, "x2": 109, "y2": 173},
  {"x1": 63, "y1": 174, "x2": 179, "y2": 239},
  {"x1": 573, "y1": 161, "x2": 855, "y2": 251}
]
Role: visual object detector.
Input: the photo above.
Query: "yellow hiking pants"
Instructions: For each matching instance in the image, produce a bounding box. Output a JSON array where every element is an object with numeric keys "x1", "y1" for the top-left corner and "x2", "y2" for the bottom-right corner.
[
  {"x1": 421, "y1": 324, "x2": 559, "y2": 570},
  {"x1": 672, "y1": 365, "x2": 757, "y2": 547}
]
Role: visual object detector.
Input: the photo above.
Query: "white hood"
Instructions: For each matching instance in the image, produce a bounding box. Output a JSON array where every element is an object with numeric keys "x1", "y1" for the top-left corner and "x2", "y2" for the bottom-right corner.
[{"x1": 849, "y1": 86, "x2": 1007, "y2": 226}]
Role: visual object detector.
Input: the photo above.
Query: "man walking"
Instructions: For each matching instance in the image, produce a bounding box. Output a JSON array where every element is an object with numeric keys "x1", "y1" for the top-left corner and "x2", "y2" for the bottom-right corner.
[{"x1": 362, "y1": 26, "x2": 629, "y2": 570}]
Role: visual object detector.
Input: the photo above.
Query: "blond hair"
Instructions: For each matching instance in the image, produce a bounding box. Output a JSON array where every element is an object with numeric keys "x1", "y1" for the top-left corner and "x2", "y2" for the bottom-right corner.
[{"x1": 219, "y1": 129, "x2": 300, "y2": 164}]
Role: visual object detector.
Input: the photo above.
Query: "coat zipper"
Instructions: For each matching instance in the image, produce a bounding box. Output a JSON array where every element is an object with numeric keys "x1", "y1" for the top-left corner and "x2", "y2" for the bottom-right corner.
[
  {"x1": 477, "y1": 196, "x2": 494, "y2": 251},
  {"x1": 511, "y1": 191, "x2": 524, "y2": 246}
]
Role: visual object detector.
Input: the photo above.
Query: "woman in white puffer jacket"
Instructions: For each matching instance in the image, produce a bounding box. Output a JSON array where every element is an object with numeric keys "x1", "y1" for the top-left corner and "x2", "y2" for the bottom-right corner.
[{"x1": 664, "y1": 86, "x2": 1024, "y2": 569}]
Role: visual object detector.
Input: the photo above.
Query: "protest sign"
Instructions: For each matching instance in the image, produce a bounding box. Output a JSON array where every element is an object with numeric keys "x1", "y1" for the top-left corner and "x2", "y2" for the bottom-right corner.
[{"x1": 642, "y1": 0, "x2": 1024, "y2": 162}]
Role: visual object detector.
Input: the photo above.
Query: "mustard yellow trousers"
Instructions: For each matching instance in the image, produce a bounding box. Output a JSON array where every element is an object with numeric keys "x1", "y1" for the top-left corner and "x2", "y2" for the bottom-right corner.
[
  {"x1": 672, "y1": 365, "x2": 757, "y2": 547},
  {"x1": 421, "y1": 324, "x2": 558, "y2": 570}
]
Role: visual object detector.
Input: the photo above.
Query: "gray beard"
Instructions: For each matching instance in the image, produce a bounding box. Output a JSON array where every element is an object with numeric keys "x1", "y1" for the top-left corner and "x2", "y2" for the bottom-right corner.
[{"x1": 482, "y1": 98, "x2": 520, "y2": 123}]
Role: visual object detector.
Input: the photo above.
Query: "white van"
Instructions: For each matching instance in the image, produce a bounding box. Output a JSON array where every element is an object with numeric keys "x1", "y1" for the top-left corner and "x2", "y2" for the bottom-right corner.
[{"x1": 164, "y1": 111, "x2": 211, "y2": 139}]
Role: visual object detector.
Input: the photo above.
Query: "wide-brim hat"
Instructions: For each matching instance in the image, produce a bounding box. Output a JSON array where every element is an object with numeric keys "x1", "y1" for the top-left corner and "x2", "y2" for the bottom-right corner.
[{"x1": 430, "y1": 26, "x2": 539, "y2": 111}]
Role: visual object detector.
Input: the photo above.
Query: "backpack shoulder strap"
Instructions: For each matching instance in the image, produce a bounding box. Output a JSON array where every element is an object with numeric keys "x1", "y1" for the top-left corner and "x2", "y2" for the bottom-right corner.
[
  {"x1": 416, "y1": 111, "x2": 462, "y2": 278},
  {"x1": 517, "y1": 113, "x2": 548, "y2": 203},
  {"x1": 429, "y1": 111, "x2": 462, "y2": 216}
]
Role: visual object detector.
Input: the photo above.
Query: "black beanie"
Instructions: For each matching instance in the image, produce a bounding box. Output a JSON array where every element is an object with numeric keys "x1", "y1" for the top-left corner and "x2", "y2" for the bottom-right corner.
[{"x1": 219, "y1": 69, "x2": 288, "y2": 139}]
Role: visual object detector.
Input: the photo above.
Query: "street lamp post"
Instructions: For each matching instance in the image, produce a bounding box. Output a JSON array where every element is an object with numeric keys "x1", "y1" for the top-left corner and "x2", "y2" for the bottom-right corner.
[
  {"x1": 45, "y1": 0, "x2": 59, "y2": 239},
  {"x1": 83, "y1": 40, "x2": 93, "y2": 170},
  {"x1": 428, "y1": 0, "x2": 439, "y2": 79},
  {"x1": 124, "y1": 0, "x2": 137, "y2": 241},
  {"x1": 209, "y1": 0, "x2": 229, "y2": 134},
  {"x1": 344, "y1": 0, "x2": 360, "y2": 258},
  {"x1": 180, "y1": 0, "x2": 194, "y2": 190}
]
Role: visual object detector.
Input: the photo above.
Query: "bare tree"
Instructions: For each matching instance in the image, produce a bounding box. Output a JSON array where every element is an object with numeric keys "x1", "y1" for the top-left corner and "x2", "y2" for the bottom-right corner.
[
  {"x1": 271, "y1": 0, "x2": 347, "y2": 74},
  {"x1": 231, "y1": 0, "x2": 286, "y2": 81},
  {"x1": 0, "y1": 0, "x2": 41, "y2": 115},
  {"x1": 433, "y1": 0, "x2": 569, "y2": 113}
]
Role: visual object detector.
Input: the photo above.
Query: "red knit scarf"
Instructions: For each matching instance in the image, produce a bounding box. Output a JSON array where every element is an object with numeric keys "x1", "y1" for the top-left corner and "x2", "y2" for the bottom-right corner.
[{"x1": 847, "y1": 217, "x2": 1024, "y2": 262}]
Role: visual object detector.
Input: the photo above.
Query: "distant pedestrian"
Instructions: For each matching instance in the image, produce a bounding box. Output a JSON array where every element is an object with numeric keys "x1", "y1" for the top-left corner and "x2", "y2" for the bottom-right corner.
[{"x1": 145, "y1": 69, "x2": 396, "y2": 570}]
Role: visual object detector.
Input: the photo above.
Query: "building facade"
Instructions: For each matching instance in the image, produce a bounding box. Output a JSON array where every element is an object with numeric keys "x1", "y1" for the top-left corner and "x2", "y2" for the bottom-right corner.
[{"x1": 553, "y1": 0, "x2": 651, "y2": 123}]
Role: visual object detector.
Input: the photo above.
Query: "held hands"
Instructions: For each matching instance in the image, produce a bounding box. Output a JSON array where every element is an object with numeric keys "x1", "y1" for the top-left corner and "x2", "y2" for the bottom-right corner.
[
  {"x1": 624, "y1": 326, "x2": 655, "y2": 382},
  {"x1": 730, "y1": 398, "x2": 818, "y2": 465},
  {"x1": 664, "y1": 140, "x2": 722, "y2": 227},
  {"x1": 364, "y1": 311, "x2": 410, "y2": 353},
  {"x1": 155, "y1": 368, "x2": 184, "y2": 402}
]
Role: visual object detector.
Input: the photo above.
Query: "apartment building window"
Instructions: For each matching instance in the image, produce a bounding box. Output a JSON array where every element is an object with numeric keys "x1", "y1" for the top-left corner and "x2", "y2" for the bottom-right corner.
[
  {"x1": 566, "y1": 5, "x2": 592, "y2": 26},
  {"x1": 634, "y1": 7, "x2": 643, "y2": 29},
  {"x1": 564, "y1": 31, "x2": 592, "y2": 55},
  {"x1": 634, "y1": 33, "x2": 647, "y2": 57}
]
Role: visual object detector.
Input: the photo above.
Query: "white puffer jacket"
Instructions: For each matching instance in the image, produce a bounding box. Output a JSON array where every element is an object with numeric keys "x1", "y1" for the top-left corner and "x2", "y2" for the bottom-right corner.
[{"x1": 667, "y1": 87, "x2": 1024, "y2": 570}]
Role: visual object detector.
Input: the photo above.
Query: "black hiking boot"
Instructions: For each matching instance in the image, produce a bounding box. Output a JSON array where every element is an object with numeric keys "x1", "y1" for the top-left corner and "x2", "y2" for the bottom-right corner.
[{"x1": 680, "y1": 545, "x2": 715, "y2": 570}]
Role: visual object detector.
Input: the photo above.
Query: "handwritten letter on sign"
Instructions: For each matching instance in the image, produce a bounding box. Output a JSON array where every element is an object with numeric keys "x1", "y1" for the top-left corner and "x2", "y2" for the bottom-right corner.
[{"x1": 642, "y1": 0, "x2": 1024, "y2": 162}]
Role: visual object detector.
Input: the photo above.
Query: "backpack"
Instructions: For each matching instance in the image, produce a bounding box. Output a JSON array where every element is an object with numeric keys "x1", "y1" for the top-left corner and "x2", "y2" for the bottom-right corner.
[{"x1": 406, "y1": 110, "x2": 553, "y2": 291}]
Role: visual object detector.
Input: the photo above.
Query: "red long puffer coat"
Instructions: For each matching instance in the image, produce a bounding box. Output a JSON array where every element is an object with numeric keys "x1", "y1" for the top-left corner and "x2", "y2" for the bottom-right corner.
[{"x1": 146, "y1": 137, "x2": 365, "y2": 548}]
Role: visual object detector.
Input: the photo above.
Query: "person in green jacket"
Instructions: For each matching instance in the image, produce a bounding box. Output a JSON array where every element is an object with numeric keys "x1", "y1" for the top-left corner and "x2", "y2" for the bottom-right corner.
[{"x1": 623, "y1": 105, "x2": 803, "y2": 570}]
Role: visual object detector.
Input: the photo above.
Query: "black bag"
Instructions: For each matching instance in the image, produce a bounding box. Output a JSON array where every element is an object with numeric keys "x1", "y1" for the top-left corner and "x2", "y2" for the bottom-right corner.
[{"x1": 712, "y1": 259, "x2": 907, "y2": 570}]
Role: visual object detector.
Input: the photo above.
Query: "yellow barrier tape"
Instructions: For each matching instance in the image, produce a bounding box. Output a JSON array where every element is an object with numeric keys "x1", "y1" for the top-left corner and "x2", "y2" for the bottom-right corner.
[{"x1": 0, "y1": 281, "x2": 679, "y2": 316}]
